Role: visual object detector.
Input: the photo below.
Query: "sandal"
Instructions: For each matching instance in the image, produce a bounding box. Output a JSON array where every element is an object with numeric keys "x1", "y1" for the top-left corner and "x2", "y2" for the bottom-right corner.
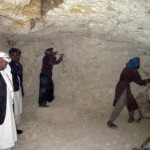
[
  {"x1": 107, "y1": 121, "x2": 118, "y2": 129},
  {"x1": 128, "y1": 117, "x2": 135, "y2": 123}
]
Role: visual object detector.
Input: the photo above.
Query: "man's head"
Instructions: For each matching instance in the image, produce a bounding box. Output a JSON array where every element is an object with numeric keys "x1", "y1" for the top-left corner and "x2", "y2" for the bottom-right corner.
[
  {"x1": 9, "y1": 48, "x2": 21, "y2": 62},
  {"x1": 45, "y1": 48, "x2": 53, "y2": 55},
  {"x1": 126, "y1": 57, "x2": 140, "y2": 69},
  {"x1": 45, "y1": 47, "x2": 58, "y2": 56},
  {"x1": 0, "y1": 51, "x2": 11, "y2": 71}
]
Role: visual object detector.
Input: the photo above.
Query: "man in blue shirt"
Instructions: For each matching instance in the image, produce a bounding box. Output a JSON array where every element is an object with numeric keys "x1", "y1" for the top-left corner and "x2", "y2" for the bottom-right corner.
[{"x1": 9, "y1": 48, "x2": 24, "y2": 134}]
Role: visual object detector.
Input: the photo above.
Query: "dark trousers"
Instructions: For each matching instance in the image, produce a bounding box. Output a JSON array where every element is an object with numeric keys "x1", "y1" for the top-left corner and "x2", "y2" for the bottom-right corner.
[{"x1": 39, "y1": 73, "x2": 54, "y2": 105}]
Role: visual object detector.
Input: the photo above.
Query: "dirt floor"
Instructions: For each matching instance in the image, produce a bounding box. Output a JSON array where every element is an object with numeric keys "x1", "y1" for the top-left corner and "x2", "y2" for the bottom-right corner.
[{"x1": 12, "y1": 107, "x2": 150, "y2": 150}]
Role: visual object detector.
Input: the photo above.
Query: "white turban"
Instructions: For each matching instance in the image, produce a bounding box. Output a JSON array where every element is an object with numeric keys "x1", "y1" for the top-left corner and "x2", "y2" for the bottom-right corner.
[{"x1": 0, "y1": 51, "x2": 11, "y2": 63}]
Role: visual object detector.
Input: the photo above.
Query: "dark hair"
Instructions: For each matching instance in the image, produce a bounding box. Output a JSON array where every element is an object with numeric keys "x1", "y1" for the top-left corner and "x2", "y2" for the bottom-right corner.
[
  {"x1": 9, "y1": 48, "x2": 21, "y2": 55},
  {"x1": 45, "y1": 48, "x2": 53, "y2": 52},
  {"x1": 45, "y1": 47, "x2": 53, "y2": 55}
]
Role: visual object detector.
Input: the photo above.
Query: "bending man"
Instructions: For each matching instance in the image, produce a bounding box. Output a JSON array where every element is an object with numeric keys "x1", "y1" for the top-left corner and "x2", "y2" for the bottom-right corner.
[{"x1": 107, "y1": 57, "x2": 150, "y2": 129}]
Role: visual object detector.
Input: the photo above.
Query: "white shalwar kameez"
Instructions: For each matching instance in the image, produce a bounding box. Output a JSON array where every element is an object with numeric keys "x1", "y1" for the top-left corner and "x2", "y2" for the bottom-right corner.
[
  {"x1": 0, "y1": 65, "x2": 17, "y2": 150},
  {"x1": 13, "y1": 88, "x2": 23, "y2": 125}
]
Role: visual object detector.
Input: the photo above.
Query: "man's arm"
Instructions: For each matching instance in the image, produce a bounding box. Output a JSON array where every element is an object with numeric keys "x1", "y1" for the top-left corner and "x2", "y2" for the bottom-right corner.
[
  {"x1": 53, "y1": 54, "x2": 64, "y2": 65},
  {"x1": 133, "y1": 69, "x2": 149, "y2": 85}
]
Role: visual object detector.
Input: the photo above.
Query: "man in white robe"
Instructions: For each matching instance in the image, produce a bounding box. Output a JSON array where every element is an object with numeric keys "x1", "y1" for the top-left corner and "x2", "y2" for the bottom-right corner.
[{"x1": 0, "y1": 51, "x2": 17, "y2": 150}]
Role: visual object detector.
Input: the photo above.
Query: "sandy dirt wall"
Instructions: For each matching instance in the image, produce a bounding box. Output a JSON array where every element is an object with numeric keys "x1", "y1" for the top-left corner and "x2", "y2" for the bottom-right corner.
[{"x1": 0, "y1": 29, "x2": 147, "y2": 123}]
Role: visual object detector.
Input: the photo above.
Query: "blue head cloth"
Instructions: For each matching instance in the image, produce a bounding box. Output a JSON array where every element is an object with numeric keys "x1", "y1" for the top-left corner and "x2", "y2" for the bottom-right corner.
[{"x1": 126, "y1": 57, "x2": 140, "y2": 69}]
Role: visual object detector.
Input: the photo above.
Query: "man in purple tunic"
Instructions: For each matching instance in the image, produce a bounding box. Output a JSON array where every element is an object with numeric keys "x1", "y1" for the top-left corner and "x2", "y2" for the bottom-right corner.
[
  {"x1": 107, "y1": 57, "x2": 150, "y2": 129},
  {"x1": 39, "y1": 48, "x2": 64, "y2": 107}
]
